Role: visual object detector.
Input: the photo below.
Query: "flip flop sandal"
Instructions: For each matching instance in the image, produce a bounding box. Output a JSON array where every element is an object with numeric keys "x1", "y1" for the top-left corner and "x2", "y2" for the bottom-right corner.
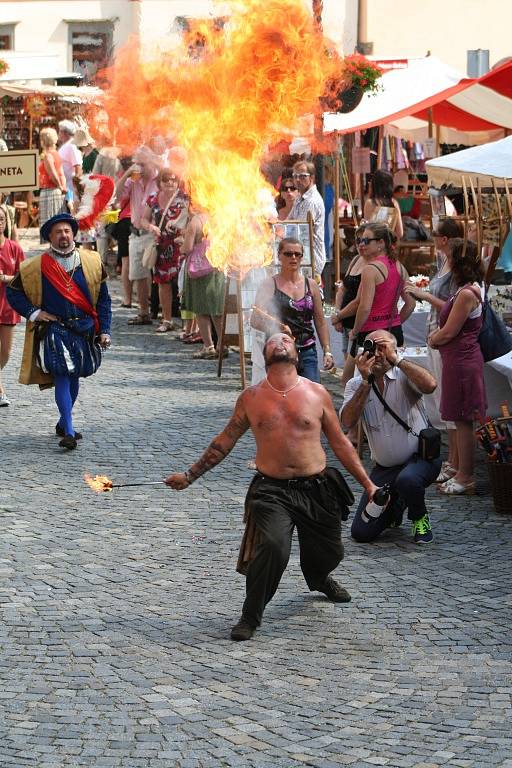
[
  {"x1": 438, "y1": 478, "x2": 476, "y2": 495},
  {"x1": 435, "y1": 462, "x2": 457, "y2": 483},
  {"x1": 155, "y1": 321, "x2": 175, "y2": 333},
  {"x1": 183, "y1": 333, "x2": 203, "y2": 344},
  {"x1": 128, "y1": 315, "x2": 153, "y2": 325},
  {"x1": 193, "y1": 346, "x2": 217, "y2": 359}
]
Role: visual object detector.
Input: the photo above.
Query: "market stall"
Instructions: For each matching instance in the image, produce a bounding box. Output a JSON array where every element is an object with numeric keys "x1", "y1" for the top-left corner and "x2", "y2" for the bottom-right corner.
[
  {"x1": 425, "y1": 135, "x2": 512, "y2": 187},
  {"x1": 0, "y1": 83, "x2": 101, "y2": 150},
  {"x1": 323, "y1": 57, "x2": 512, "y2": 136}
]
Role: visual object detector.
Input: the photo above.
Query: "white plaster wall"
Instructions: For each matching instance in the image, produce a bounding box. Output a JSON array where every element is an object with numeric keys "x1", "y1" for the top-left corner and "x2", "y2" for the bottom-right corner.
[
  {"x1": 137, "y1": 0, "x2": 216, "y2": 43},
  {"x1": 323, "y1": 0, "x2": 357, "y2": 54},
  {"x1": 1, "y1": 1, "x2": 135, "y2": 71},
  {"x1": 1, "y1": 0, "x2": 352, "y2": 69},
  {"x1": 364, "y1": 0, "x2": 512, "y2": 72}
]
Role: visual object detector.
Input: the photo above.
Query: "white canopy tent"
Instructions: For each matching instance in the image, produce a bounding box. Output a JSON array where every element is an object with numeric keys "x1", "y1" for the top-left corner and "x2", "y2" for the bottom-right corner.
[
  {"x1": 0, "y1": 83, "x2": 102, "y2": 103},
  {"x1": 323, "y1": 56, "x2": 512, "y2": 135},
  {"x1": 426, "y1": 136, "x2": 512, "y2": 187}
]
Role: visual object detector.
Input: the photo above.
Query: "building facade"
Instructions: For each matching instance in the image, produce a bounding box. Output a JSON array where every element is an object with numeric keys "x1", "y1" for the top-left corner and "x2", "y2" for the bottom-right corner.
[
  {"x1": 0, "y1": 0, "x2": 353, "y2": 86},
  {"x1": 358, "y1": 0, "x2": 511, "y2": 73}
]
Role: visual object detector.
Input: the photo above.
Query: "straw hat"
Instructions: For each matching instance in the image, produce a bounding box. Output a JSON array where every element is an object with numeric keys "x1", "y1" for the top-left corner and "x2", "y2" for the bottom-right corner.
[{"x1": 72, "y1": 128, "x2": 95, "y2": 148}]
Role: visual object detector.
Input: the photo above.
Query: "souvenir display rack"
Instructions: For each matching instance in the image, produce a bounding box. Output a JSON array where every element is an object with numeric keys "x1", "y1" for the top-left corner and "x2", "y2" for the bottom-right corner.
[{"x1": 0, "y1": 95, "x2": 83, "y2": 150}]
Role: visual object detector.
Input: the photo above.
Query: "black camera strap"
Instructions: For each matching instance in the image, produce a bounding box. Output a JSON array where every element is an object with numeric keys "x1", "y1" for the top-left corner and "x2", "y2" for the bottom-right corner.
[{"x1": 368, "y1": 377, "x2": 418, "y2": 437}]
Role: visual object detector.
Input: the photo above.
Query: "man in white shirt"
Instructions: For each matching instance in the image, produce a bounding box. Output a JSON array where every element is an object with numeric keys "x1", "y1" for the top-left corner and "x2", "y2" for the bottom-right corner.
[
  {"x1": 58, "y1": 120, "x2": 82, "y2": 214},
  {"x1": 341, "y1": 330, "x2": 441, "y2": 545},
  {"x1": 288, "y1": 160, "x2": 326, "y2": 276}
]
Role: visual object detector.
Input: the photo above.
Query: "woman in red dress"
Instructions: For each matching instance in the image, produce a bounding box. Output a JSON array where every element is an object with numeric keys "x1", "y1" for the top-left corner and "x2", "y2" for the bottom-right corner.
[
  {"x1": 141, "y1": 169, "x2": 189, "y2": 333},
  {"x1": 0, "y1": 207, "x2": 25, "y2": 405}
]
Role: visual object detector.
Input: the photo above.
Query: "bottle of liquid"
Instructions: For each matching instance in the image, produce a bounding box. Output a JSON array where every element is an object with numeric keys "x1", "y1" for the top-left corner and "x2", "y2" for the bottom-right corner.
[{"x1": 362, "y1": 484, "x2": 391, "y2": 523}]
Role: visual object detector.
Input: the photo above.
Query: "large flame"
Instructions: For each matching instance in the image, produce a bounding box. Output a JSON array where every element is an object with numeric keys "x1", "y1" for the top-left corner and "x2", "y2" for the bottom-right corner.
[
  {"x1": 95, "y1": 0, "x2": 342, "y2": 274},
  {"x1": 84, "y1": 474, "x2": 113, "y2": 493}
]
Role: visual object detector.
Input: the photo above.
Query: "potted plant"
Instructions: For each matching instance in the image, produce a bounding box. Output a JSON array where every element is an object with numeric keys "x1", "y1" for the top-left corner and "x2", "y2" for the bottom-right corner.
[
  {"x1": 321, "y1": 54, "x2": 383, "y2": 113},
  {"x1": 0, "y1": 58, "x2": 9, "y2": 77},
  {"x1": 339, "y1": 54, "x2": 383, "y2": 111}
]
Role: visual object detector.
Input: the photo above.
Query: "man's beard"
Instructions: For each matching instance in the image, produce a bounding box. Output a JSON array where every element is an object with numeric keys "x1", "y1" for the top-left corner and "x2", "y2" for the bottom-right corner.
[
  {"x1": 50, "y1": 240, "x2": 75, "y2": 256},
  {"x1": 264, "y1": 348, "x2": 299, "y2": 370}
]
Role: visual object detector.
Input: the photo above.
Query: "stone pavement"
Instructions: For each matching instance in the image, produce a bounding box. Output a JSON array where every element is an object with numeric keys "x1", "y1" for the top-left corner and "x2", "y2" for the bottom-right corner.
[{"x1": 0, "y1": 230, "x2": 511, "y2": 768}]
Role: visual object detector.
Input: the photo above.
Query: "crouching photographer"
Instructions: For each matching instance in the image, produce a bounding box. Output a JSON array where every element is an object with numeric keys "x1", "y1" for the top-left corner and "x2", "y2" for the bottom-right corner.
[{"x1": 341, "y1": 331, "x2": 441, "y2": 545}]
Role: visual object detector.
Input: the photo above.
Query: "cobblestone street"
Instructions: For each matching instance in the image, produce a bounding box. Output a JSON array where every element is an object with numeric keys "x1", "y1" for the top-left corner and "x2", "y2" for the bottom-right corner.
[{"x1": 0, "y1": 233, "x2": 511, "y2": 768}]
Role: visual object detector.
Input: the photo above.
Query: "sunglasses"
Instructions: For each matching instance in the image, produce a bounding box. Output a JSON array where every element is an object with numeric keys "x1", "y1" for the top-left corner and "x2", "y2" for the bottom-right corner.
[
  {"x1": 282, "y1": 186, "x2": 297, "y2": 192},
  {"x1": 292, "y1": 173, "x2": 311, "y2": 179},
  {"x1": 356, "y1": 236, "x2": 380, "y2": 246},
  {"x1": 281, "y1": 250, "x2": 303, "y2": 257}
]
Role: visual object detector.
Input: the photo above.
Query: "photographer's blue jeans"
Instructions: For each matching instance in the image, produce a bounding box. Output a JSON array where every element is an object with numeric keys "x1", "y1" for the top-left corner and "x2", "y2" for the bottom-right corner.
[
  {"x1": 351, "y1": 454, "x2": 442, "y2": 543},
  {"x1": 298, "y1": 345, "x2": 320, "y2": 383}
]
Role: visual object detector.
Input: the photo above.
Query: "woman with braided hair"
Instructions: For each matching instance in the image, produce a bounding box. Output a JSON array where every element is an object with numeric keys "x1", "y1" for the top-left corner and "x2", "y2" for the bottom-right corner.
[{"x1": 348, "y1": 222, "x2": 415, "y2": 358}]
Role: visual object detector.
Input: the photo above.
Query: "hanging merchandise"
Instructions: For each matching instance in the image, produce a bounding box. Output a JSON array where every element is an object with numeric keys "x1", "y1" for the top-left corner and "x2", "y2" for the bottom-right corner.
[{"x1": 24, "y1": 94, "x2": 48, "y2": 120}]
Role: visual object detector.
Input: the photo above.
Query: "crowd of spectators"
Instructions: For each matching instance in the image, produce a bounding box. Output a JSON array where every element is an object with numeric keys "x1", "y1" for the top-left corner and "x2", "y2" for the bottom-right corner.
[{"x1": 0, "y1": 124, "x2": 499, "y2": 542}]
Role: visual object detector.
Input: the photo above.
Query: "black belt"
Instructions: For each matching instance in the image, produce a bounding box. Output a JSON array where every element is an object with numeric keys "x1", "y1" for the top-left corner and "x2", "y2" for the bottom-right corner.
[
  {"x1": 255, "y1": 469, "x2": 326, "y2": 488},
  {"x1": 130, "y1": 226, "x2": 143, "y2": 236}
]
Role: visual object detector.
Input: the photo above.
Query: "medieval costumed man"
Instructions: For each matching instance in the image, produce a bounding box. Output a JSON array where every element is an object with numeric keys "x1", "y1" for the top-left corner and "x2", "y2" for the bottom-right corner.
[{"x1": 6, "y1": 212, "x2": 112, "y2": 450}]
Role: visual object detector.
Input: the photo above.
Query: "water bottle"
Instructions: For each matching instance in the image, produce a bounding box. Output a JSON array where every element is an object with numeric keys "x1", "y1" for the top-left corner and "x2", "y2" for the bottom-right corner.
[{"x1": 362, "y1": 484, "x2": 391, "y2": 523}]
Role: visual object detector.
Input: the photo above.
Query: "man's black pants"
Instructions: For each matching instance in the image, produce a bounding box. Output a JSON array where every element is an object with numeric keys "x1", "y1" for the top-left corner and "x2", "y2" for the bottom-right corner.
[{"x1": 242, "y1": 470, "x2": 347, "y2": 628}]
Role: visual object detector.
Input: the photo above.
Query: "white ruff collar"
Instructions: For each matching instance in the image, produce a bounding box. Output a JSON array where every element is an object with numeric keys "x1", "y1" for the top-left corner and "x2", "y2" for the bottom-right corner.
[{"x1": 49, "y1": 248, "x2": 80, "y2": 272}]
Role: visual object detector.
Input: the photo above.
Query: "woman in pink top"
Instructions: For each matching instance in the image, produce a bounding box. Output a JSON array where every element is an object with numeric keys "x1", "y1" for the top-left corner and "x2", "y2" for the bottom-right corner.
[{"x1": 348, "y1": 223, "x2": 415, "y2": 358}]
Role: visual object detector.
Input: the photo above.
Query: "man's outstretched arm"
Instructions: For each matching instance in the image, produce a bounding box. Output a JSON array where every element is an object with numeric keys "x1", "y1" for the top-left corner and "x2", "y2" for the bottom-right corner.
[
  {"x1": 165, "y1": 395, "x2": 250, "y2": 490},
  {"x1": 321, "y1": 390, "x2": 377, "y2": 499}
]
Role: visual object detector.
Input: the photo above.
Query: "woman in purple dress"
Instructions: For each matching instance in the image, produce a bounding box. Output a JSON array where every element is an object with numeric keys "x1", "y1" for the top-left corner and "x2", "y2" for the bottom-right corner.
[{"x1": 427, "y1": 240, "x2": 486, "y2": 495}]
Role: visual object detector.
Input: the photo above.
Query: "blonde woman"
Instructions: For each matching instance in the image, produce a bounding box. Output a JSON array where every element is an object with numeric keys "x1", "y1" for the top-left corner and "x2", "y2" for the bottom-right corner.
[{"x1": 38, "y1": 127, "x2": 66, "y2": 239}]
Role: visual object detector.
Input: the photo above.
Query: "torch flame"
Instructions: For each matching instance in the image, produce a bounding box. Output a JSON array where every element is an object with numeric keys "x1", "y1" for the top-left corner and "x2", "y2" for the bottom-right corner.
[
  {"x1": 94, "y1": 0, "x2": 343, "y2": 275},
  {"x1": 84, "y1": 474, "x2": 113, "y2": 493}
]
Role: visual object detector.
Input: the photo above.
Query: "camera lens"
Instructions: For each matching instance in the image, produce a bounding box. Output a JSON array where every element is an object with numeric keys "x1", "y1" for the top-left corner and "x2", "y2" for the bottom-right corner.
[{"x1": 363, "y1": 340, "x2": 375, "y2": 357}]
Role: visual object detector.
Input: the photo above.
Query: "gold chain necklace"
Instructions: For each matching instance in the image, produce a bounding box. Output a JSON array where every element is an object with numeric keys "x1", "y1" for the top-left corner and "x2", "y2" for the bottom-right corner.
[
  {"x1": 265, "y1": 376, "x2": 302, "y2": 398},
  {"x1": 53, "y1": 250, "x2": 79, "y2": 291}
]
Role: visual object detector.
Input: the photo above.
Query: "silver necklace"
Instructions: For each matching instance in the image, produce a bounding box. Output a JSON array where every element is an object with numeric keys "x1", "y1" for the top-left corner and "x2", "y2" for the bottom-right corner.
[{"x1": 265, "y1": 376, "x2": 302, "y2": 398}]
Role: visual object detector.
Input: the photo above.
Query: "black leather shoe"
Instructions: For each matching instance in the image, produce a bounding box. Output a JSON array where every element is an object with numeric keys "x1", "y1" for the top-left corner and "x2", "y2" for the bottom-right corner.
[
  {"x1": 230, "y1": 617, "x2": 256, "y2": 641},
  {"x1": 58, "y1": 434, "x2": 78, "y2": 450},
  {"x1": 318, "y1": 576, "x2": 351, "y2": 603},
  {"x1": 56, "y1": 424, "x2": 82, "y2": 440}
]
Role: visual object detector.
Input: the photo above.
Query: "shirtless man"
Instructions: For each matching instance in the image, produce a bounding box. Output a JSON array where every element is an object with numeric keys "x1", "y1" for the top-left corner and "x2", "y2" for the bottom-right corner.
[{"x1": 165, "y1": 333, "x2": 377, "y2": 641}]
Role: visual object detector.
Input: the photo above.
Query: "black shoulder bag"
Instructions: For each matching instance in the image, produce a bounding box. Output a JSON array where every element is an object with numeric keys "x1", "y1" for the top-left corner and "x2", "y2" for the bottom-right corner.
[{"x1": 369, "y1": 376, "x2": 441, "y2": 461}]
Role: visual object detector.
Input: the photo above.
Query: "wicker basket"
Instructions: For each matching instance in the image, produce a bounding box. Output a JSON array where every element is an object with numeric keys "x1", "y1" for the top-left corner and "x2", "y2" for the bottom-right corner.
[{"x1": 487, "y1": 461, "x2": 512, "y2": 514}]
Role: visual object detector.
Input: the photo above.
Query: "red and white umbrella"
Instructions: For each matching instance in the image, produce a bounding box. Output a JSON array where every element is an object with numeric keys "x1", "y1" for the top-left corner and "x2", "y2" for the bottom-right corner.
[{"x1": 323, "y1": 57, "x2": 512, "y2": 135}]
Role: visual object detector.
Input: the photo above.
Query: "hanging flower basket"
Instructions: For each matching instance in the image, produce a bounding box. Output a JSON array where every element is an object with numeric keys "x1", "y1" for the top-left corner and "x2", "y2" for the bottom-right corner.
[
  {"x1": 338, "y1": 84, "x2": 364, "y2": 113},
  {"x1": 0, "y1": 58, "x2": 9, "y2": 77},
  {"x1": 343, "y1": 54, "x2": 383, "y2": 96},
  {"x1": 320, "y1": 54, "x2": 383, "y2": 113}
]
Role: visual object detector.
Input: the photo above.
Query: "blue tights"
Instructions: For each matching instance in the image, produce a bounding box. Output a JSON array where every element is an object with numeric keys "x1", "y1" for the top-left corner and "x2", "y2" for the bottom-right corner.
[{"x1": 54, "y1": 374, "x2": 80, "y2": 436}]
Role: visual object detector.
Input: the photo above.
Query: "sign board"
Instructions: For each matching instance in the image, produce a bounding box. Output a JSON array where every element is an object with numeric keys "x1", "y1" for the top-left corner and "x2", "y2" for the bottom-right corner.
[
  {"x1": 423, "y1": 138, "x2": 437, "y2": 159},
  {"x1": 351, "y1": 146, "x2": 371, "y2": 174},
  {"x1": 0, "y1": 150, "x2": 39, "y2": 191}
]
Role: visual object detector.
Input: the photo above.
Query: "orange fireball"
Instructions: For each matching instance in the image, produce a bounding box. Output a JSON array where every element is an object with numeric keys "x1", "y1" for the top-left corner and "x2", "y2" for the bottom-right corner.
[
  {"x1": 95, "y1": 0, "x2": 343, "y2": 274},
  {"x1": 84, "y1": 474, "x2": 113, "y2": 493}
]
